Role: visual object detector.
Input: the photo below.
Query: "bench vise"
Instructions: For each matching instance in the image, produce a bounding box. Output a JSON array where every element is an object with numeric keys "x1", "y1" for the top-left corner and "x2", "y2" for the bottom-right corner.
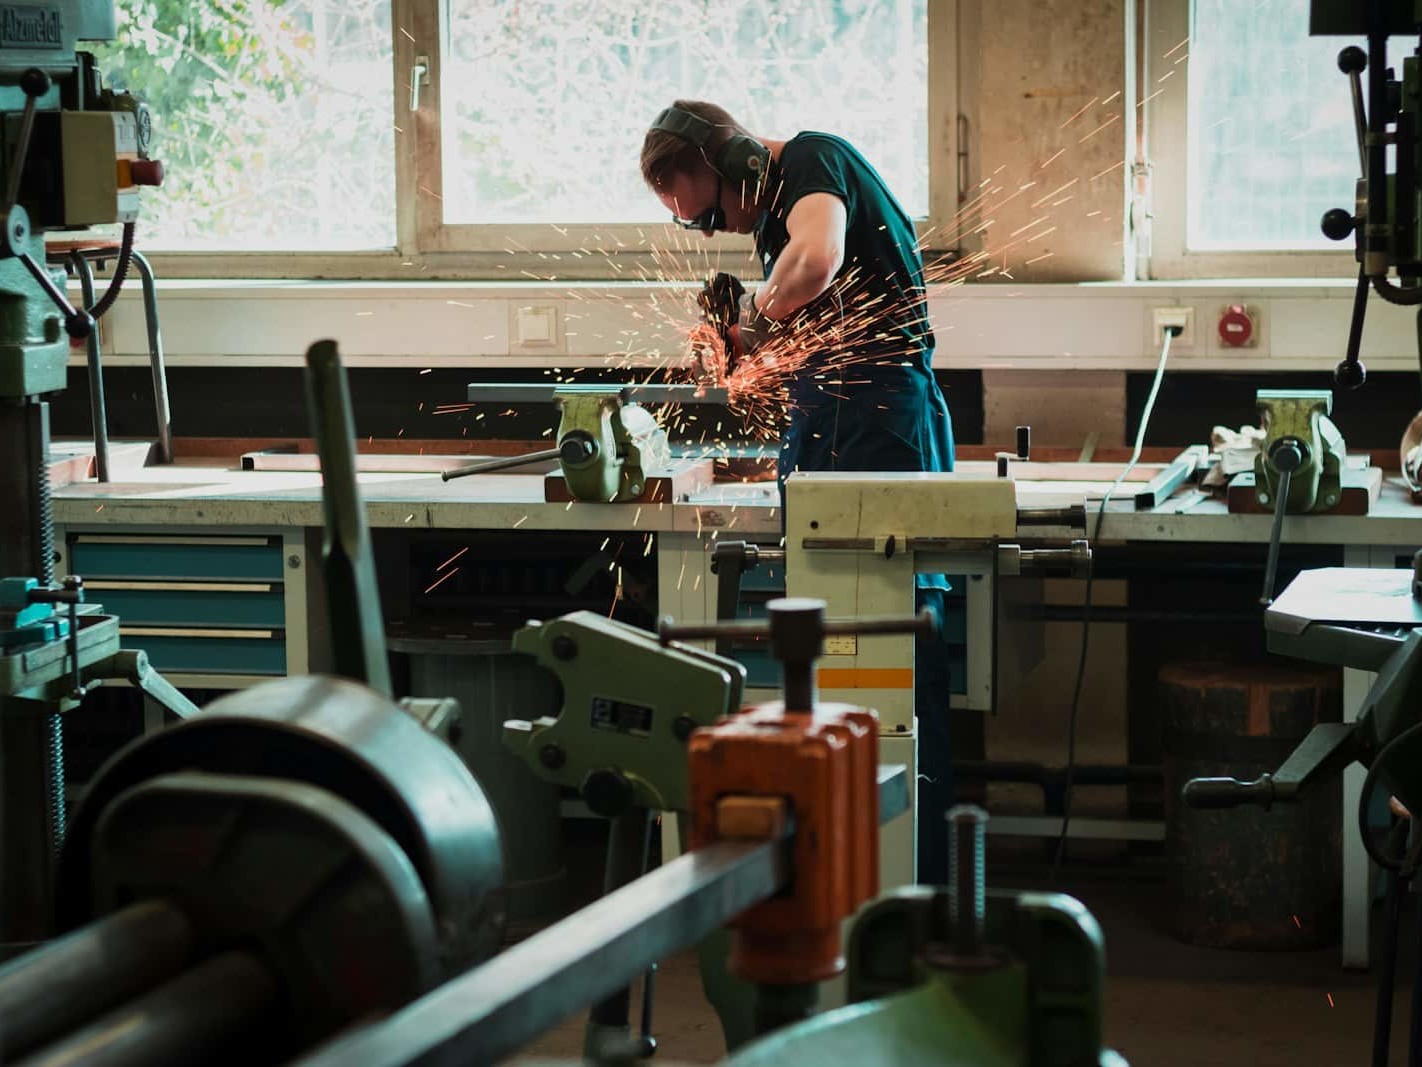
[{"x1": 1252, "y1": 389, "x2": 1345, "y2": 514}]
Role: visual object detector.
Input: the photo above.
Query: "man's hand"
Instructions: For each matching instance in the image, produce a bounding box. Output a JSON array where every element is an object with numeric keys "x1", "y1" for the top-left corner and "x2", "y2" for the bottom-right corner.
[{"x1": 698, "y1": 271, "x2": 746, "y2": 333}]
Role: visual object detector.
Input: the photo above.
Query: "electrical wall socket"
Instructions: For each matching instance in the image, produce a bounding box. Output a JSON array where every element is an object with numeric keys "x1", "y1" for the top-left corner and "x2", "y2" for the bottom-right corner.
[{"x1": 1151, "y1": 306, "x2": 1195, "y2": 348}]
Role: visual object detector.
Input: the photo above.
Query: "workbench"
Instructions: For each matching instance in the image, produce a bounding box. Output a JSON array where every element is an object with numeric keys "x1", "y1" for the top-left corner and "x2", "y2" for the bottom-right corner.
[{"x1": 50, "y1": 444, "x2": 1422, "y2": 969}]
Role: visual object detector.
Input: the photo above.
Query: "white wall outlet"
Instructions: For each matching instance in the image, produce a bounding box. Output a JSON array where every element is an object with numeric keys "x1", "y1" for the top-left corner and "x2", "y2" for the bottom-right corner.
[{"x1": 1151, "y1": 306, "x2": 1195, "y2": 349}]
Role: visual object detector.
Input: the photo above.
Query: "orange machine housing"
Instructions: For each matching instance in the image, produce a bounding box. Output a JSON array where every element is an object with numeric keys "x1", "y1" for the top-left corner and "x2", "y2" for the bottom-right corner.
[{"x1": 687, "y1": 701, "x2": 879, "y2": 985}]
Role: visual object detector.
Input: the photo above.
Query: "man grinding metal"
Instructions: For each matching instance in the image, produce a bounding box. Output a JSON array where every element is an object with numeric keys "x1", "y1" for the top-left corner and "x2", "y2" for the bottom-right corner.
[{"x1": 640, "y1": 99, "x2": 956, "y2": 883}]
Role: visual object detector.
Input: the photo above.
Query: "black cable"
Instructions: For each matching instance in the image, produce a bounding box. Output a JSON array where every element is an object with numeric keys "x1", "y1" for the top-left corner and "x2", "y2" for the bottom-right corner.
[
  {"x1": 1356, "y1": 721, "x2": 1422, "y2": 875},
  {"x1": 1050, "y1": 327, "x2": 1175, "y2": 881}
]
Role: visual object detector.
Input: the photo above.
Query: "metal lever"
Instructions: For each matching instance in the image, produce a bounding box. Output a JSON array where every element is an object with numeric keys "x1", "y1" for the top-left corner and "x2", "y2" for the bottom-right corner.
[
  {"x1": 304, "y1": 340, "x2": 393, "y2": 697},
  {"x1": 442, "y1": 448, "x2": 560, "y2": 481},
  {"x1": 1184, "y1": 722, "x2": 1359, "y2": 811},
  {"x1": 660, "y1": 598, "x2": 936, "y2": 714},
  {"x1": 1339, "y1": 45, "x2": 1368, "y2": 176}
]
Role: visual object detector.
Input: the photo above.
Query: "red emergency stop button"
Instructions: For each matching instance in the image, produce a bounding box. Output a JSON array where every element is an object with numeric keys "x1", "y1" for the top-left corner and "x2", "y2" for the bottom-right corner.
[
  {"x1": 1218, "y1": 304, "x2": 1255, "y2": 347},
  {"x1": 129, "y1": 159, "x2": 164, "y2": 187}
]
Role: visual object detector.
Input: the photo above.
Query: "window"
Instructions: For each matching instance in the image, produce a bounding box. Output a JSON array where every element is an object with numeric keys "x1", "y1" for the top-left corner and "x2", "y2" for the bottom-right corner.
[
  {"x1": 92, "y1": 0, "x2": 395, "y2": 251},
  {"x1": 84, "y1": 0, "x2": 957, "y2": 278},
  {"x1": 1145, "y1": 0, "x2": 1360, "y2": 277}
]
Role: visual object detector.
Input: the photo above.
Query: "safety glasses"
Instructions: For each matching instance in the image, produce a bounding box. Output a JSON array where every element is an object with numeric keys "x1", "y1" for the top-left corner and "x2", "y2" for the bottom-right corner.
[{"x1": 671, "y1": 174, "x2": 726, "y2": 232}]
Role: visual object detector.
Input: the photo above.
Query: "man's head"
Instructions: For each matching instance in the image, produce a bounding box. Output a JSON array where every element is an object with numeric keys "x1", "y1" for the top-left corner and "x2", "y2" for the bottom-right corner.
[{"x1": 641, "y1": 100, "x2": 768, "y2": 236}]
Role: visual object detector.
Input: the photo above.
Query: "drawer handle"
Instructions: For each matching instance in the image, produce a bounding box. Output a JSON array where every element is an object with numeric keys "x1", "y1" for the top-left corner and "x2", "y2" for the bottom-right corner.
[
  {"x1": 122, "y1": 627, "x2": 277, "y2": 640},
  {"x1": 72, "y1": 535, "x2": 277, "y2": 548},
  {"x1": 86, "y1": 581, "x2": 276, "y2": 594}
]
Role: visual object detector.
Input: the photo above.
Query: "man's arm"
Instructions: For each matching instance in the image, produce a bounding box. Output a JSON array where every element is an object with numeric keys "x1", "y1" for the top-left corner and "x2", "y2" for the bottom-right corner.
[{"x1": 756, "y1": 192, "x2": 847, "y2": 320}]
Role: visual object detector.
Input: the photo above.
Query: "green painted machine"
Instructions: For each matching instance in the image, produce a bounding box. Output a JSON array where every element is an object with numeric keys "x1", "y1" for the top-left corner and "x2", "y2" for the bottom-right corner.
[
  {"x1": 729, "y1": 808, "x2": 1126, "y2": 1067},
  {"x1": 0, "y1": 0, "x2": 195, "y2": 953}
]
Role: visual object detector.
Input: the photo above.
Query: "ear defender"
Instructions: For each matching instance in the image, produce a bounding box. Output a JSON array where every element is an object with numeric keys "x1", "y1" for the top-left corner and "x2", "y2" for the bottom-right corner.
[{"x1": 650, "y1": 106, "x2": 770, "y2": 186}]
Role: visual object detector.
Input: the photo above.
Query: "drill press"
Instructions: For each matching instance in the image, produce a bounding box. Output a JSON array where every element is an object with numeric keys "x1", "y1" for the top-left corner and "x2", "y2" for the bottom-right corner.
[{"x1": 0, "y1": 0, "x2": 179, "y2": 950}]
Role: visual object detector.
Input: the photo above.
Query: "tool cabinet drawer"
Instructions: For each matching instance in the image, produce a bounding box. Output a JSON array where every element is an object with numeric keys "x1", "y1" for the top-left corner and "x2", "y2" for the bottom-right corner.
[
  {"x1": 68, "y1": 535, "x2": 285, "y2": 581},
  {"x1": 120, "y1": 628, "x2": 288, "y2": 676},
  {"x1": 84, "y1": 581, "x2": 285, "y2": 628}
]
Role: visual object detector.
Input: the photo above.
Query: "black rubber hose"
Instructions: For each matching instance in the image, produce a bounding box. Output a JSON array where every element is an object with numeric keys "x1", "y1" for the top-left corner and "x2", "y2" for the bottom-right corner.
[{"x1": 83, "y1": 221, "x2": 135, "y2": 320}]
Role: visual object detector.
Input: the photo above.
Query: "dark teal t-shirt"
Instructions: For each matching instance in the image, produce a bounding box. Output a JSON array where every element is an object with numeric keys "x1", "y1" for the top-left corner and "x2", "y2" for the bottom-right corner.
[{"x1": 752, "y1": 131, "x2": 939, "y2": 412}]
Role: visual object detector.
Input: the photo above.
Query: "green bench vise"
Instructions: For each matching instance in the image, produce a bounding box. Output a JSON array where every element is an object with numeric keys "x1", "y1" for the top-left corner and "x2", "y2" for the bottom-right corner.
[
  {"x1": 727, "y1": 806, "x2": 1128, "y2": 1067},
  {"x1": 502, "y1": 610, "x2": 745, "y2": 815},
  {"x1": 450, "y1": 384, "x2": 728, "y2": 503},
  {"x1": 1251, "y1": 389, "x2": 1345, "y2": 514}
]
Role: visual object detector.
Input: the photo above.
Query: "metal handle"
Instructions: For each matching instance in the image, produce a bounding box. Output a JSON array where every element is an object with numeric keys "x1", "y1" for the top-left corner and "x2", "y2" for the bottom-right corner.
[
  {"x1": 658, "y1": 608, "x2": 936, "y2": 645},
  {"x1": 3, "y1": 68, "x2": 49, "y2": 214},
  {"x1": 409, "y1": 57, "x2": 430, "y2": 112},
  {"x1": 1182, "y1": 774, "x2": 1275, "y2": 810}
]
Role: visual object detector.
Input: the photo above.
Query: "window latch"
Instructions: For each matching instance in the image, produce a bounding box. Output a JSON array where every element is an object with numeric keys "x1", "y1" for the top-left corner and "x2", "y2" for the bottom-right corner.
[{"x1": 410, "y1": 56, "x2": 430, "y2": 113}]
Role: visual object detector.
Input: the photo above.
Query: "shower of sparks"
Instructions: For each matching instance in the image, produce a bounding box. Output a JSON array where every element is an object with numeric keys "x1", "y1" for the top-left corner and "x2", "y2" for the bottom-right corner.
[
  {"x1": 437, "y1": 546, "x2": 469, "y2": 570},
  {"x1": 423, "y1": 568, "x2": 458, "y2": 595},
  {"x1": 409, "y1": 84, "x2": 1172, "y2": 506}
]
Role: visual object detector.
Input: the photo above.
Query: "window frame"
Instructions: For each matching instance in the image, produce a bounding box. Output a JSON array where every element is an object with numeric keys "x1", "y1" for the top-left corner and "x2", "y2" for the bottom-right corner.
[
  {"x1": 1143, "y1": 0, "x2": 1359, "y2": 279},
  {"x1": 133, "y1": 0, "x2": 960, "y2": 281}
]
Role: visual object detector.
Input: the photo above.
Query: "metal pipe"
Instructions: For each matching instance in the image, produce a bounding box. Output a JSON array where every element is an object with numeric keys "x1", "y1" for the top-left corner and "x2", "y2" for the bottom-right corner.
[
  {"x1": 0, "y1": 901, "x2": 193, "y2": 1057},
  {"x1": 71, "y1": 253, "x2": 109, "y2": 483},
  {"x1": 14, "y1": 950, "x2": 276, "y2": 1067},
  {"x1": 128, "y1": 252, "x2": 172, "y2": 465},
  {"x1": 293, "y1": 837, "x2": 790, "y2": 1067},
  {"x1": 1, "y1": 711, "x2": 59, "y2": 947}
]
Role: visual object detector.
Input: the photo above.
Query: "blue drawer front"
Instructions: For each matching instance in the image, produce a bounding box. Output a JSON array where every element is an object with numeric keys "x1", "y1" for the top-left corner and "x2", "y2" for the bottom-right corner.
[
  {"x1": 95, "y1": 587, "x2": 285, "y2": 628},
  {"x1": 71, "y1": 540, "x2": 284, "y2": 581},
  {"x1": 125, "y1": 632, "x2": 287, "y2": 675}
]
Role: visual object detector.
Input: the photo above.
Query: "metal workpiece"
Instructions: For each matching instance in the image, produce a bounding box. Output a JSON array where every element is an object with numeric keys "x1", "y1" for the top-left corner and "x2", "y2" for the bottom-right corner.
[
  {"x1": 0, "y1": 900, "x2": 193, "y2": 1056},
  {"x1": 465, "y1": 383, "x2": 730, "y2": 405},
  {"x1": 1017, "y1": 504, "x2": 1087, "y2": 529},
  {"x1": 57, "y1": 674, "x2": 506, "y2": 970},
  {"x1": 504, "y1": 611, "x2": 746, "y2": 813},
  {"x1": 13, "y1": 949, "x2": 278, "y2": 1067},
  {"x1": 304, "y1": 340, "x2": 392, "y2": 697},
  {"x1": 295, "y1": 836, "x2": 792, "y2": 1067}
]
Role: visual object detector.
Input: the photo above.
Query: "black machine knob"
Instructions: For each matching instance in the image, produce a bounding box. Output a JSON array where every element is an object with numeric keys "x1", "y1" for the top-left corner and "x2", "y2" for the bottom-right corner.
[
  {"x1": 1320, "y1": 208, "x2": 1356, "y2": 242},
  {"x1": 1334, "y1": 356, "x2": 1367, "y2": 390},
  {"x1": 1337, "y1": 45, "x2": 1367, "y2": 75},
  {"x1": 559, "y1": 432, "x2": 598, "y2": 467}
]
